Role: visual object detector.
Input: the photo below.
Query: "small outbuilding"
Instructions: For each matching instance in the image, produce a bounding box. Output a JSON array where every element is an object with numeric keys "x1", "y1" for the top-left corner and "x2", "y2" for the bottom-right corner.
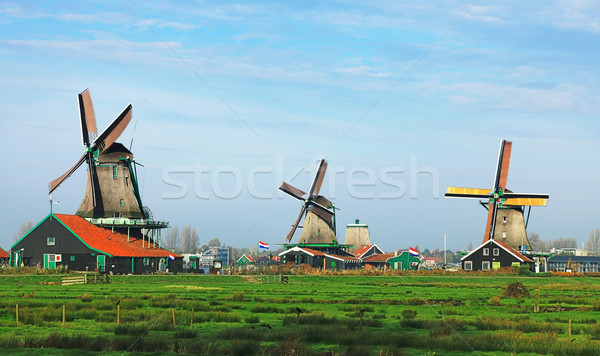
[
  {"x1": 0, "y1": 248, "x2": 9, "y2": 267},
  {"x1": 11, "y1": 213, "x2": 182, "y2": 274},
  {"x1": 236, "y1": 254, "x2": 255, "y2": 266},
  {"x1": 387, "y1": 251, "x2": 421, "y2": 270},
  {"x1": 461, "y1": 239, "x2": 532, "y2": 271}
]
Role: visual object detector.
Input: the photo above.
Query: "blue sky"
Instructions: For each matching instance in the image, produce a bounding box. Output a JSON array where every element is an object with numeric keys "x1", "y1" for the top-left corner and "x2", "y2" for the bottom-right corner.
[{"x1": 0, "y1": 1, "x2": 598, "y2": 252}]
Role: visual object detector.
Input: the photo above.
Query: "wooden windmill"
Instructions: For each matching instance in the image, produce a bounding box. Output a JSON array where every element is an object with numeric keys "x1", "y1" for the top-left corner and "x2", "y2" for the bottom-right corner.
[
  {"x1": 48, "y1": 89, "x2": 145, "y2": 220},
  {"x1": 445, "y1": 140, "x2": 549, "y2": 251},
  {"x1": 279, "y1": 159, "x2": 337, "y2": 244}
]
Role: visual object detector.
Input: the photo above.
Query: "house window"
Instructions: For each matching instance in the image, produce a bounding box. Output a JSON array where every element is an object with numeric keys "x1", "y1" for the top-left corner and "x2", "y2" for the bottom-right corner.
[
  {"x1": 143, "y1": 258, "x2": 149, "y2": 266},
  {"x1": 503, "y1": 216, "x2": 507, "y2": 224},
  {"x1": 47, "y1": 237, "x2": 55, "y2": 246},
  {"x1": 331, "y1": 261, "x2": 336, "y2": 267},
  {"x1": 482, "y1": 261, "x2": 490, "y2": 271},
  {"x1": 113, "y1": 166, "x2": 118, "y2": 179},
  {"x1": 493, "y1": 248, "x2": 500, "y2": 256},
  {"x1": 120, "y1": 199, "x2": 124, "y2": 206},
  {"x1": 502, "y1": 231, "x2": 507, "y2": 238},
  {"x1": 114, "y1": 212, "x2": 122, "y2": 218},
  {"x1": 464, "y1": 261, "x2": 472, "y2": 271},
  {"x1": 483, "y1": 248, "x2": 489, "y2": 256},
  {"x1": 70, "y1": 256, "x2": 75, "y2": 261}
]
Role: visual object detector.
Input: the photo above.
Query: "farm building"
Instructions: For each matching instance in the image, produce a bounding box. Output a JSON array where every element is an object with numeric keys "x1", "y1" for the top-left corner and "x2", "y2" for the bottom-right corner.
[
  {"x1": 547, "y1": 256, "x2": 600, "y2": 273},
  {"x1": 0, "y1": 248, "x2": 9, "y2": 267},
  {"x1": 236, "y1": 254, "x2": 255, "y2": 266},
  {"x1": 461, "y1": 239, "x2": 532, "y2": 271},
  {"x1": 387, "y1": 251, "x2": 421, "y2": 270},
  {"x1": 279, "y1": 246, "x2": 361, "y2": 270},
  {"x1": 353, "y1": 244, "x2": 384, "y2": 259},
  {"x1": 361, "y1": 253, "x2": 395, "y2": 269},
  {"x1": 11, "y1": 213, "x2": 182, "y2": 274},
  {"x1": 423, "y1": 257, "x2": 437, "y2": 268},
  {"x1": 256, "y1": 256, "x2": 279, "y2": 266}
]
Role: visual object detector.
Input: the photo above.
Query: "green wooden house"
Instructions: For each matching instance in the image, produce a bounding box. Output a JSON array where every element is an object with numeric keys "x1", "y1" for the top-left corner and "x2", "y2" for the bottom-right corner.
[
  {"x1": 387, "y1": 251, "x2": 421, "y2": 270},
  {"x1": 236, "y1": 254, "x2": 255, "y2": 266}
]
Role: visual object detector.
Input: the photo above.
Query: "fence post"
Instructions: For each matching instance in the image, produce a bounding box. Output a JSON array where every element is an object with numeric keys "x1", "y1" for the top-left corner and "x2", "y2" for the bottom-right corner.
[
  {"x1": 117, "y1": 304, "x2": 120, "y2": 325},
  {"x1": 15, "y1": 304, "x2": 18, "y2": 324},
  {"x1": 568, "y1": 319, "x2": 572, "y2": 342},
  {"x1": 84, "y1": 273, "x2": 87, "y2": 284},
  {"x1": 190, "y1": 307, "x2": 194, "y2": 330},
  {"x1": 172, "y1": 308, "x2": 176, "y2": 327},
  {"x1": 534, "y1": 289, "x2": 539, "y2": 313}
]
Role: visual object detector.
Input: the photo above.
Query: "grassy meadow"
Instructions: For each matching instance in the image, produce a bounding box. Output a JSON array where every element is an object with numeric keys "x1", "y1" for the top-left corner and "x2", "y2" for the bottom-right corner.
[{"x1": 1, "y1": 272, "x2": 600, "y2": 355}]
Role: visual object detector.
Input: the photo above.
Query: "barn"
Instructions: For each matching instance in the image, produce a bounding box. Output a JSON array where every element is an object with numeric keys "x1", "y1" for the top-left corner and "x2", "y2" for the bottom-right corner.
[
  {"x1": 11, "y1": 213, "x2": 182, "y2": 274},
  {"x1": 461, "y1": 239, "x2": 532, "y2": 271}
]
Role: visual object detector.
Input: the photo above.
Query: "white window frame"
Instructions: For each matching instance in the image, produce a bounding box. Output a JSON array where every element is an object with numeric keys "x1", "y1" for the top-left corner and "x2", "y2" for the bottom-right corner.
[
  {"x1": 464, "y1": 261, "x2": 472, "y2": 271},
  {"x1": 482, "y1": 261, "x2": 490, "y2": 271},
  {"x1": 47, "y1": 237, "x2": 55, "y2": 246},
  {"x1": 502, "y1": 231, "x2": 507, "y2": 238},
  {"x1": 483, "y1": 248, "x2": 489, "y2": 256},
  {"x1": 493, "y1": 248, "x2": 500, "y2": 256}
]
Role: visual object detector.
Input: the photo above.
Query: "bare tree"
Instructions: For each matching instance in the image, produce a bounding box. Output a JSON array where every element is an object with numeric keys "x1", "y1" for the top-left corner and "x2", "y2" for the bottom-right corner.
[
  {"x1": 586, "y1": 229, "x2": 600, "y2": 255},
  {"x1": 14, "y1": 221, "x2": 35, "y2": 241},
  {"x1": 527, "y1": 232, "x2": 541, "y2": 251},
  {"x1": 551, "y1": 238, "x2": 577, "y2": 249},
  {"x1": 164, "y1": 226, "x2": 181, "y2": 252},
  {"x1": 181, "y1": 226, "x2": 199, "y2": 253}
]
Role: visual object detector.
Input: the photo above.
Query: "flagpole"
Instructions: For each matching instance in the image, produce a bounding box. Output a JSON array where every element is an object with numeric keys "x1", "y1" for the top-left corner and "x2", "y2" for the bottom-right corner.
[{"x1": 256, "y1": 241, "x2": 259, "y2": 278}]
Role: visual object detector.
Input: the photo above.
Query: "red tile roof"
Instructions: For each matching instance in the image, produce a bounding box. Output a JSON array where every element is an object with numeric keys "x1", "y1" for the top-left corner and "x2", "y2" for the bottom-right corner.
[
  {"x1": 495, "y1": 240, "x2": 533, "y2": 263},
  {"x1": 238, "y1": 254, "x2": 255, "y2": 263},
  {"x1": 300, "y1": 247, "x2": 326, "y2": 256},
  {"x1": 353, "y1": 245, "x2": 373, "y2": 258},
  {"x1": 362, "y1": 253, "x2": 395, "y2": 263},
  {"x1": 0, "y1": 248, "x2": 9, "y2": 259},
  {"x1": 55, "y1": 214, "x2": 181, "y2": 258}
]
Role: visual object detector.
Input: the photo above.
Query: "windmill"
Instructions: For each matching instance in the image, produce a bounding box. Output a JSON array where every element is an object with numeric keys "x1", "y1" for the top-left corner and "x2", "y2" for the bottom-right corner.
[
  {"x1": 445, "y1": 140, "x2": 549, "y2": 251},
  {"x1": 279, "y1": 159, "x2": 337, "y2": 244},
  {"x1": 48, "y1": 89, "x2": 145, "y2": 220}
]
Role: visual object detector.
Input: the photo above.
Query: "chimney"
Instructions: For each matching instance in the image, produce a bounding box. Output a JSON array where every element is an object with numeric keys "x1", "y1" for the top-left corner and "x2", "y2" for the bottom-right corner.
[{"x1": 355, "y1": 219, "x2": 359, "y2": 224}]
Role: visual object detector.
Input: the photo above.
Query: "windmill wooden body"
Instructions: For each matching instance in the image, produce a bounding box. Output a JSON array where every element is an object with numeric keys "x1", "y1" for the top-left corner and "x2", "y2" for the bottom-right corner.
[
  {"x1": 49, "y1": 89, "x2": 167, "y2": 241},
  {"x1": 279, "y1": 159, "x2": 355, "y2": 261},
  {"x1": 445, "y1": 140, "x2": 549, "y2": 251}
]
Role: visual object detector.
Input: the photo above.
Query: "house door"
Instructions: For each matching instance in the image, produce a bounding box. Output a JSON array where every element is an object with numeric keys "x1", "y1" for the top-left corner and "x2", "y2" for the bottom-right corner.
[
  {"x1": 44, "y1": 254, "x2": 56, "y2": 269},
  {"x1": 97, "y1": 255, "x2": 106, "y2": 271},
  {"x1": 394, "y1": 262, "x2": 402, "y2": 270},
  {"x1": 13, "y1": 250, "x2": 22, "y2": 267},
  {"x1": 492, "y1": 262, "x2": 501, "y2": 269}
]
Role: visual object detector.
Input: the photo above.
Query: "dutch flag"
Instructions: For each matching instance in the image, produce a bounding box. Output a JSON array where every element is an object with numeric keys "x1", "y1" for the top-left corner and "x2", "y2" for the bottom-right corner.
[
  {"x1": 259, "y1": 241, "x2": 269, "y2": 250},
  {"x1": 168, "y1": 255, "x2": 175, "y2": 261},
  {"x1": 409, "y1": 247, "x2": 419, "y2": 257}
]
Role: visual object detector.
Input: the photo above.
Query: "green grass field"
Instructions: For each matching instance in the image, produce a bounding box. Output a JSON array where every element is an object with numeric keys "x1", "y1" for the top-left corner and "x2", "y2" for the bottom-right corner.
[{"x1": 1, "y1": 273, "x2": 600, "y2": 355}]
